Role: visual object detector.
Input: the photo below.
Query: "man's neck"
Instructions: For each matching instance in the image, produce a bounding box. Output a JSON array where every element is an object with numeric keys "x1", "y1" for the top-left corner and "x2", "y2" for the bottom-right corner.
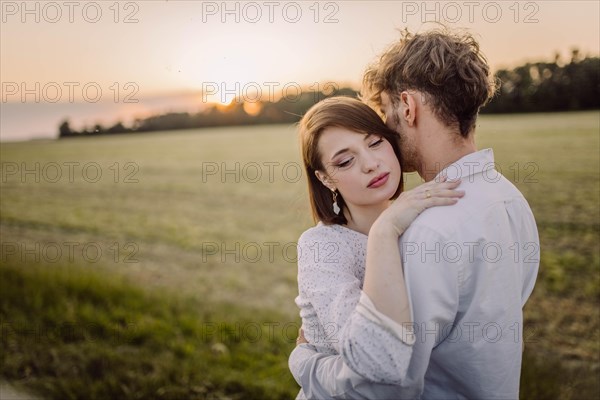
[{"x1": 417, "y1": 127, "x2": 477, "y2": 182}]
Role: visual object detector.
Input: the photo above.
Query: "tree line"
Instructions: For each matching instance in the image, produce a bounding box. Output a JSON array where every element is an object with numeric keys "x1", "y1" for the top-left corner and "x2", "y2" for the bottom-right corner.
[{"x1": 59, "y1": 51, "x2": 599, "y2": 138}]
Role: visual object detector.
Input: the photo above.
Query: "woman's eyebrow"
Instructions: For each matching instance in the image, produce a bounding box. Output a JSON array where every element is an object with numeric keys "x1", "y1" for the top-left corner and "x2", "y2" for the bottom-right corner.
[
  {"x1": 330, "y1": 147, "x2": 349, "y2": 160},
  {"x1": 330, "y1": 134, "x2": 375, "y2": 160}
]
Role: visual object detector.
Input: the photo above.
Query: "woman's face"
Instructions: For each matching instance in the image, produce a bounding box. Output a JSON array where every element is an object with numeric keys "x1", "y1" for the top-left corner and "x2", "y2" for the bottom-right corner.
[{"x1": 316, "y1": 126, "x2": 401, "y2": 210}]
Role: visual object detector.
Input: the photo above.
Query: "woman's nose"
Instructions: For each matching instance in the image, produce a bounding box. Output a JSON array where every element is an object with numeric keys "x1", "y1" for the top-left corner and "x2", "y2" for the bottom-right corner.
[{"x1": 361, "y1": 153, "x2": 379, "y2": 173}]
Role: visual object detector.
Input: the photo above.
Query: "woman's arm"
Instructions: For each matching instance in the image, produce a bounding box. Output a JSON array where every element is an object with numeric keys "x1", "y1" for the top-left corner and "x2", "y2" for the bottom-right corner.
[
  {"x1": 362, "y1": 177, "x2": 463, "y2": 326},
  {"x1": 290, "y1": 178, "x2": 464, "y2": 393}
]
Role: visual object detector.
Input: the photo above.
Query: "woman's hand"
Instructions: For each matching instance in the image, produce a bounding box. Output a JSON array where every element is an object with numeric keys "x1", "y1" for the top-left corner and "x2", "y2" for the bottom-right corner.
[
  {"x1": 373, "y1": 176, "x2": 465, "y2": 237},
  {"x1": 296, "y1": 328, "x2": 308, "y2": 346}
]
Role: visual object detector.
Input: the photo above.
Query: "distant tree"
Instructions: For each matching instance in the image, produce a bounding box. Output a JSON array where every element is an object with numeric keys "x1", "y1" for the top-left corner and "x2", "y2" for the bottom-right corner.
[
  {"x1": 107, "y1": 122, "x2": 128, "y2": 134},
  {"x1": 58, "y1": 120, "x2": 73, "y2": 137},
  {"x1": 484, "y1": 52, "x2": 599, "y2": 113},
  {"x1": 92, "y1": 124, "x2": 104, "y2": 135}
]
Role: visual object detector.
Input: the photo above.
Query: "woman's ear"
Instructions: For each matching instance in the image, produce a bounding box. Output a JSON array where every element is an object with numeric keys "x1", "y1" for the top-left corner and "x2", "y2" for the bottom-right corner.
[{"x1": 315, "y1": 170, "x2": 335, "y2": 192}]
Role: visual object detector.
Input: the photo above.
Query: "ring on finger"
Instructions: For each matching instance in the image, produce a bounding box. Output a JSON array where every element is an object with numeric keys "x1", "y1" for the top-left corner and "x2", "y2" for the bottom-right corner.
[{"x1": 425, "y1": 189, "x2": 431, "y2": 199}]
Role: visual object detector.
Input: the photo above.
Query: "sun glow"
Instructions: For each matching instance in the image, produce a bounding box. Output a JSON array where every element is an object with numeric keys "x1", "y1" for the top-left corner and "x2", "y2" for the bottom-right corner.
[{"x1": 170, "y1": 25, "x2": 296, "y2": 109}]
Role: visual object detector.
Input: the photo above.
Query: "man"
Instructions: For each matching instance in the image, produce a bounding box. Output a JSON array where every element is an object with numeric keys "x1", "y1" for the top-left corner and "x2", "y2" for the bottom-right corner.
[{"x1": 289, "y1": 28, "x2": 539, "y2": 399}]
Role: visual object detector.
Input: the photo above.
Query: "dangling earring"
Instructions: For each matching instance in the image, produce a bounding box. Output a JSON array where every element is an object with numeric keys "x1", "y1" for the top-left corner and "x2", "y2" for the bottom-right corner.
[{"x1": 332, "y1": 190, "x2": 341, "y2": 215}]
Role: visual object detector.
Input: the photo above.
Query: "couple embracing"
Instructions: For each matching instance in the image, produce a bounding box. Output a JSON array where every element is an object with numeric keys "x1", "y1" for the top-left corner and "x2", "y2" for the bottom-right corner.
[{"x1": 289, "y1": 28, "x2": 540, "y2": 399}]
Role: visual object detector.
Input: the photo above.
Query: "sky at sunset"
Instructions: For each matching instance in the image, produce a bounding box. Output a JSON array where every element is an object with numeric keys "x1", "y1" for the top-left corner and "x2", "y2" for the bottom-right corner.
[{"x1": 1, "y1": 0, "x2": 599, "y2": 140}]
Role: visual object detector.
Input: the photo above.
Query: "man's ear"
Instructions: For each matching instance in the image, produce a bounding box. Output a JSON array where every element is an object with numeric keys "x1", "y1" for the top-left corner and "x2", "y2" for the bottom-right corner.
[
  {"x1": 400, "y1": 91, "x2": 417, "y2": 127},
  {"x1": 315, "y1": 170, "x2": 335, "y2": 191}
]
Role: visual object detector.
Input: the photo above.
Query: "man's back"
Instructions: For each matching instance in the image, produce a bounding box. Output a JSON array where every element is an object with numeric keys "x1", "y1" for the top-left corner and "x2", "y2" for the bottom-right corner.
[{"x1": 399, "y1": 149, "x2": 539, "y2": 398}]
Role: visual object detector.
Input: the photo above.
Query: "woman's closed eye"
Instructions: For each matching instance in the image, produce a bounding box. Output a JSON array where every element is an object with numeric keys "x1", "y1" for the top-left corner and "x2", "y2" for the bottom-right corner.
[
  {"x1": 334, "y1": 139, "x2": 384, "y2": 168},
  {"x1": 336, "y1": 157, "x2": 354, "y2": 168},
  {"x1": 369, "y1": 138, "x2": 384, "y2": 147}
]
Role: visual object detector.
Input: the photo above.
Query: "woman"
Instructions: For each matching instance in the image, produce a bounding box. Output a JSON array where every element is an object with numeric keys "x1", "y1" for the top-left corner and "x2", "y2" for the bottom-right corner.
[{"x1": 289, "y1": 97, "x2": 464, "y2": 398}]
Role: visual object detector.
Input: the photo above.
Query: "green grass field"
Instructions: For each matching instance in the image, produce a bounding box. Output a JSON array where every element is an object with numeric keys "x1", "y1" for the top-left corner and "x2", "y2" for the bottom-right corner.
[{"x1": 1, "y1": 111, "x2": 599, "y2": 399}]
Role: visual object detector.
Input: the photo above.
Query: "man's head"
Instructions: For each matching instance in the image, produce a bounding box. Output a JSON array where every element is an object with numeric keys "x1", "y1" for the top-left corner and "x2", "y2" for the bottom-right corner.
[{"x1": 362, "y1": 28, "x2": 497, "y2": 173}]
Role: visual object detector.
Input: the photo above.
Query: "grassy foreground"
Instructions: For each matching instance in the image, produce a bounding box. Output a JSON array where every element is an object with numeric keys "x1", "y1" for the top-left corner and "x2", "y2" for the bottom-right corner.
[
  {"x1": 1, "y1": 262, "x2": 298, "y2": 399},
  {"x1": 1, "y1": 111, "x2": 599, "y2": 398}
]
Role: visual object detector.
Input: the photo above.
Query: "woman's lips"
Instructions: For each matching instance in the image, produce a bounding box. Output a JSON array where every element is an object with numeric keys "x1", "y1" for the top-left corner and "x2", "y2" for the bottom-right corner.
[{"x1": 367, "y1": 172, "x2": 390, "y2": 188}]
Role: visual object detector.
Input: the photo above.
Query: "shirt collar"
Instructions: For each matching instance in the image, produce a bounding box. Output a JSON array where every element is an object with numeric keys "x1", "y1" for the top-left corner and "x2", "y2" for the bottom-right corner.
[{"x1": 436, "y1": 148, "x2": 495, "y2": 181}]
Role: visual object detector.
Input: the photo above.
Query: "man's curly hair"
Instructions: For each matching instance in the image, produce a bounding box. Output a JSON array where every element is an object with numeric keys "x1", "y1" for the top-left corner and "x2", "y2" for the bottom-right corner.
[{"x1": 362, "y1": 28, "x2": 498, "y2": 137}]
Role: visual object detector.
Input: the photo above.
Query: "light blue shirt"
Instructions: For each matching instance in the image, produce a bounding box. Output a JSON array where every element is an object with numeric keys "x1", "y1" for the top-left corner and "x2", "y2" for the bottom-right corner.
[{"x1": 289, "y1": 149, "x2": 540, "y2": 399}]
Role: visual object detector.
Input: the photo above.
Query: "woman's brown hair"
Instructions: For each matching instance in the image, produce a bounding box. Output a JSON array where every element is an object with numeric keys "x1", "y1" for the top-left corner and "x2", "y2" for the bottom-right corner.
[{"x1": 298, "y1": 96, "x2": 404, "y2": 225}]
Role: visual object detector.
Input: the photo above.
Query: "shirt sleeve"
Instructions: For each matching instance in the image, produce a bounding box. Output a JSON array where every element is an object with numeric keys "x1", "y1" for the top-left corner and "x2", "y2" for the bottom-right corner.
[
  {"x1": 354, "y1": 291, "x2": 416, "y2": 346},
  {"x1": 288, "y1": 343, "x2": 403, "y2": 400},
  {"x1": 341, "y1": 306, "x2": 414, "y2": 384},
  {"x1": 289, "y1": 304, "x2": 417, "y2": 398},
  {"x1": 515, "y1": 199, "x2": 540, "y2": 307}
]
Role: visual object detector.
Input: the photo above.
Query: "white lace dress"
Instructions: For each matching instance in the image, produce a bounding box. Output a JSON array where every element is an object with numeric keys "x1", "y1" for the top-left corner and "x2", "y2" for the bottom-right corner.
[{"x1": 290, "y1": 221, "x2": 414, "y2": 399}]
